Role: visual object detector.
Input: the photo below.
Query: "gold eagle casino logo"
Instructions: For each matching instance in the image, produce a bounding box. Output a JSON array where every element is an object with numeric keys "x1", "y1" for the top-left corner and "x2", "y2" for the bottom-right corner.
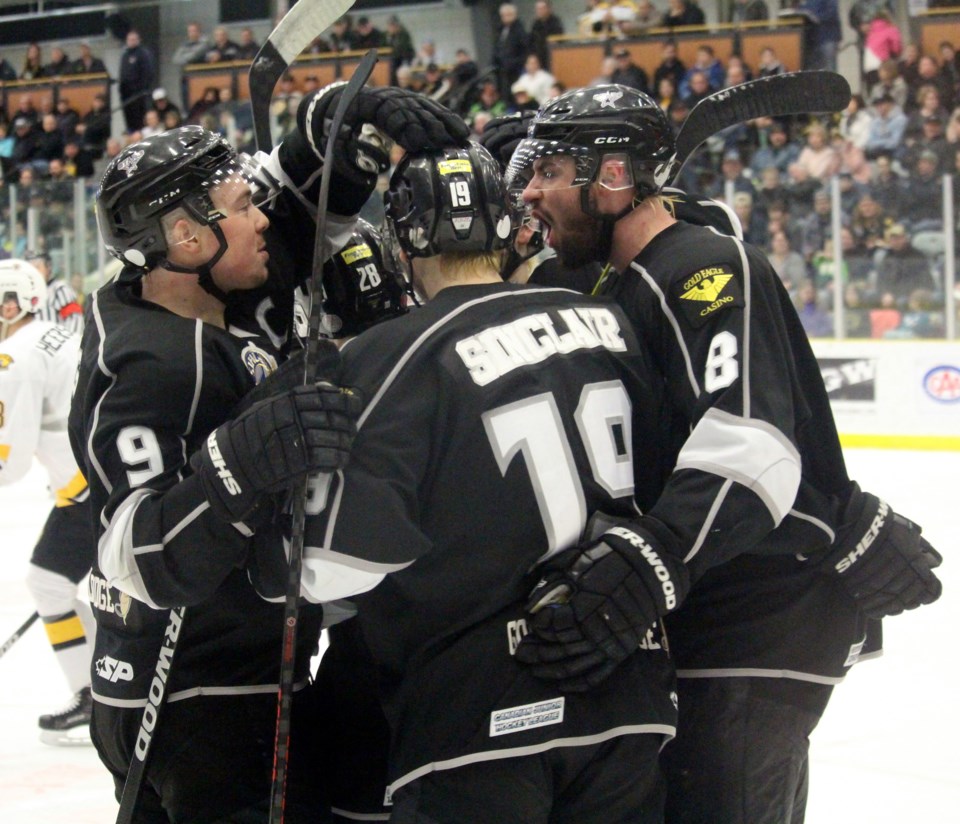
[{"x1": 681, "y1": 271, "x2": 733, "y2": 302}]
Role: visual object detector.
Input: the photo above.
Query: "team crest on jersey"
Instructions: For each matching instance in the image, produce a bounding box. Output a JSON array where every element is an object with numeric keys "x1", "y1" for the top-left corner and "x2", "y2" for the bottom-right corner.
[
  {"x1": 0, "y1": 353, "x2": 12, "y2": 370},
  {"x1": 675, "y1": 264, "x2": 742, "y2": 327},
  {"x1": 241, "y1": 342, "x2": 278, "y2": 385}
]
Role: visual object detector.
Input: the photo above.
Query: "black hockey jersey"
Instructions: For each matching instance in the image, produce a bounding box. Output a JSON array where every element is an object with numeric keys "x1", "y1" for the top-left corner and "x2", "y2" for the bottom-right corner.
[
  {"x1": 297, "y1": 282, "x2": 677, "y2": 795},
  {"x1": 69, "y1": 278, "x2": 321, "y2": 706},
  {"x1": 604, "y1": 220, "x2": 877, "y2": 680}
]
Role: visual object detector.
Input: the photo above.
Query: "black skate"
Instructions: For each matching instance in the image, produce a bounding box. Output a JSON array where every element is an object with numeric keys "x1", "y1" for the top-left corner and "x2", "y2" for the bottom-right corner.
[{"x1": 38, "y1": 685, "x2": 92, "y2": 746}]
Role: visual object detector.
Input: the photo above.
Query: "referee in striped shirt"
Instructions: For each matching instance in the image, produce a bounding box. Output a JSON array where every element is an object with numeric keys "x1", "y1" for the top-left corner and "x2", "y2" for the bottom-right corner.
[{"x1": 25, "y1": 250, "x2": 83, "y2": 334}]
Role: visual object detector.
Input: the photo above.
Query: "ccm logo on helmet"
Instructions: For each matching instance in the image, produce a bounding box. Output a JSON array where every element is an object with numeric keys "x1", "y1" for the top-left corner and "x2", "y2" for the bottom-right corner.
[{"x1": 595, "y1": 136, "x2": 631, "y2": 144}]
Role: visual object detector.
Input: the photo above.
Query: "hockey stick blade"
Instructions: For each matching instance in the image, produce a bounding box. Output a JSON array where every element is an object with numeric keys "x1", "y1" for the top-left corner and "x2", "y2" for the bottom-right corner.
[
  {"x1": 672, "y1": 71, "x2": 851, "y2": 180},
  {"x1": 250, "y1": 0, "x2": 356, "y2": 153},
  {"x1": 0, "y1": 611, "x2": 38, "y2": 659},
  {"x1": 268, "y1": 48, "x2": 380, "y2": 824}
]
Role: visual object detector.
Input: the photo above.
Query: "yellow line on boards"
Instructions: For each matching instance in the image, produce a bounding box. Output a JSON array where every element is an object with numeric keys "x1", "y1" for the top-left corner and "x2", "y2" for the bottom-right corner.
[{"x1": 839, "y1": 434, "x2": 960, "y2": 452}]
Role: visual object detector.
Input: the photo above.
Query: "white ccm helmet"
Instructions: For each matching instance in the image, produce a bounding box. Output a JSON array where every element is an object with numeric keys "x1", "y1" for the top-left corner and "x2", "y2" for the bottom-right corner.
[{"x1": 0, "y1": 258, "x2": 48, "y2": 337}]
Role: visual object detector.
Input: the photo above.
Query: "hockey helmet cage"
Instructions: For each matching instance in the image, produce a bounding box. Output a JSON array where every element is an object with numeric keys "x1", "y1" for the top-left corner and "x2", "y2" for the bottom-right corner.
[
  {"x1": 320, "y1": 219, "x2": 409, "y2": 337},
  {"x1": 384, "y1": 143, "x2": 513, "y2": 259},
  {"x1": 505, "y1": 85, "x2": 676, "y2": 201},
  {"x1": 0, "y1": 259, "x2": 48, "y2": 331},
  {"x1": 96, "y1": 126, "x2": 253, "y2": 273}
]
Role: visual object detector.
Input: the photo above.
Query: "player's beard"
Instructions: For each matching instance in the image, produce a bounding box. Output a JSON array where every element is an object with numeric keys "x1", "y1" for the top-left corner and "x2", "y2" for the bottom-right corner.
[{"x1": 552, "y1": 207, "x2": 611, "y2": 270}]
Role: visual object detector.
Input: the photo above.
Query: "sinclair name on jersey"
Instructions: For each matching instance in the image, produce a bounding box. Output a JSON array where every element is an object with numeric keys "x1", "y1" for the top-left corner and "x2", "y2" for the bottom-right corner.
[{"x1": 455, "y1": 306, "x2": 627, "y2": 387}]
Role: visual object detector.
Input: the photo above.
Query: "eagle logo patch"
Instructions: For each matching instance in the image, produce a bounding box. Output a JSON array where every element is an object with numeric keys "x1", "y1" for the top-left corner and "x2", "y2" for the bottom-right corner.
[
  {"x1": 675, "y1": 265, "x2": 742, "y2": 327},
  {"x1": 241, "y1": 342, "x2": 278, "y2": 385}
]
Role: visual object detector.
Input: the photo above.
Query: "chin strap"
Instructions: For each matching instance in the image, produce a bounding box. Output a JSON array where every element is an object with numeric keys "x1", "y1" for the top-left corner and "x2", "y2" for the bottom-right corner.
[{"x1": 159, "y1": 222, "x2": 231, "y2": 304}]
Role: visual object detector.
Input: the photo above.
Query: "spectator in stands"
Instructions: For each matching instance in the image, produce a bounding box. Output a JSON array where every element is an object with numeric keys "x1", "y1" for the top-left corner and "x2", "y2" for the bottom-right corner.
[
  {"x1": 510, "y1": 52, "x2": 556, "y2": 103},
  {"x1": 623, "y1": 0, "x2": 661, "y2": 35},
  {"x1": 895, "y1": 41, "x2": 920, "y2": 87},
  {"x1": 611, "y1": 48, "x2": 650, "y2": 94},
  {"x1": 755, "y1": 166, "x2": 790, "y2": 215},
  {"x1": 796, "y1": 122, "x2": 840, "y2": 181},
  {"x1": 34, "y1": 114, "x2": 65, "y2": 175},
  {"x1": 20, "y1": 43, "x2": 43, "y2": 80},
  {"x1": 11, "y1": 118, "x2": 40, "y2": 173},
  {"x1": 653, "y1": 40, "x2": 686, "y2": 93},
  {"x1": 423, "y1": 64, "x2": 453, "y2": 102},
  {"x1": 270, "y1": 73, "x2": 300, "y2": 140},
  {"x1": 656, "y1": 76, "x2": 678, "y2": 111},
  {"x1": 768, "y1": 228, "x2": 808, "y2": 293},
  {"x1": 353, "y1": 16, "x2": 385, "y2": 50},
  {"x1": 903, "y1": 115, "x2": 951, "y2": 174},
  {"x1": 836, "y1": 170, "x2": 865, "y2": 214},
  {"x1": 784, "y1": 161, "x2": 820, "y2": 217},
  {"x1": 530, "y1": 1, "x2": 564, "y2": 71},
  {"x1": 710, "y1": 149, "x2": 757, "y2": 199},
  {"x1": 938, "y1": 41, "x2": 960, "y2": 101},
  {"x1": 412, "y1": 39, "x2": 443, "y2": 73},
  {"x1": 386, "y1": 16, "x2": 415, "y2": 86},
  {"x1": 794, "y1": 278, "x2": 834, "y2": 336},
  {"x1": 662, "y1": 0, "x2": 706, "y2": 27},
  {"x1": 150, "y1": 88, "x2": 181, "y2": 123},
  {"x1": 733, "y1": 191, "x2": 767, "y2": 246},
  {"x1": 726, "y1": 54, "x2": 754, "y2": 82},
  {"x1": 0, "y1": 52, "x2": 15, "y2": 81},
  {"x1": 205, "y1": 26, "x2": 240, "y2": 63},
  {"x1": 328, "y1": 16, "x2": 356, "y2": 52},
  {"x1": 799, "y1": 0, "x2": 842, "y2": 71},
  {"x1": 869, "y1": 151, "x2": 906, "y2": 218},
  {"x1": 799, "y1": 187, "x2": 834, "y2": 258},
  {"x1": 235, "y1": 28, "x2": 260, "y2": 61},
  {"x1": 860, "y1": 10, "x2": 901, "y2": 92},
  {"x1": 493, "y1": 3, "x2": 528, "y2": 101},
  {"x1": 905, "y1": 86, "x2": 948, "y2": 143},
  {"x1": 43, "y1": 157, "x2": 73, "y2": 202},
  {"x1": 11, "y1": 94, "x2": 38, "y2": 130},
  {"x1": 850, "y1": 191, "x2": 890, "y2": 251},
  {"x1": 467, "y1": 79, "x2": 507, "y2": 129},
  {"x1": 751, "y1": 120, "x2": 801, "y2": 180},
  {"x1": 871, "y1": 59, "x2": 908, "y2": 109},
  {"x1": 54, "y1": 99, "x2": 79, "y2": 141},
  {"x1": 682, "y1": 70, "x2": 712, "y2": 107},
  {"x1": 70, "y1": 41, "x2": 106, "y2": 75},
  {"x1": 902, "y1": 150, "x2": 946, "y2": 230},
  {"x1": 865, "y1": 93, "x2": 907, "y2": 159},
  {"x1": 840, "y1": 93, "x2": 873, "y2": 149},
  {"x1": 729, "y1": 0, "x2": 769, "y2": 24},
  {"x1": 172, "y1": 22, "x2": 211, "y2": 67},
  {"x1": 450, "y1": 48, "x2": 479, "y2": 88},
  {"x1": 138, "y1": 109, "x2": 163, "y2": 139},
  {"x1": 62, "y1": 139, "x2": 94, "y2": 179},
  {"x1": 874, "y1": 223, "x2": 936, "y2": 304},
  {"x1": 186, "y1": 86, "x2": 221, "y2": 127},
  {"x1": 118, "y1": 30, "x2": 155, "y2": 135},
  {"x1": 75, "y1": 93, "x2": 110, "y2": 158},
  {"x1": 0, "y1": 122, "x2": 13, "y2": 170},
  {"x1": 909, "y1": 55, "x2": 953, "y2": 111},
  {"x1": 689, "y1": 45, "x2": 726, "y2": 94},
  {"x1": 578, "y1": 0, "x2": 641, "y2": 37},
  {"x1": 43, "y1": 46, "x2": 71, "y2": 78},
  {"x1": 757, "y1": 46, "x2": 786, "y2": 77}
]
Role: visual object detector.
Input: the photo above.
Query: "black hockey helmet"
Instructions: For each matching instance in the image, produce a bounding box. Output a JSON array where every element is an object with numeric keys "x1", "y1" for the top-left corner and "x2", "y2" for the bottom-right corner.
[
  {"x1": 97, "y1": 126, "x2": 254, "y2": 292},
  {"x1": 505, "y1": 85, "x2": 677, "y2": 203},
  {"x1": 383, "y1": 142, "x2": 513, "y2": 259},
  {"x1": 318, "y1": 219, "x2": 409, "y2": 337}
]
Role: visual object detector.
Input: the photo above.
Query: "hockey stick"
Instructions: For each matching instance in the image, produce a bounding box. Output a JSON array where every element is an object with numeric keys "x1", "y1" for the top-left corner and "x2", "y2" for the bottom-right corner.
[
  {"x1": 267, "y1": 48, "x2": 380, "y2": 824},
  {"x1": 0, "y1": 611, "x2": 38, "y2": 660},
  {"x1": 115, "y1": 605, "x2": 186, "y2": 824},
  {"x1": 672, "y1": 71, "x2": 852, "y2": 180},
  {"x1": 249, "y1": 0, "x2": 356, "y2": 153}
]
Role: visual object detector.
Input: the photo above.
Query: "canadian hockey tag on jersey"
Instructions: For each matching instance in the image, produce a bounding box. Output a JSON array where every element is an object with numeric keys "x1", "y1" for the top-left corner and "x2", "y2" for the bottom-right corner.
[{"x1": 674, "y1": 264, "x2": 743, "y2": 328}]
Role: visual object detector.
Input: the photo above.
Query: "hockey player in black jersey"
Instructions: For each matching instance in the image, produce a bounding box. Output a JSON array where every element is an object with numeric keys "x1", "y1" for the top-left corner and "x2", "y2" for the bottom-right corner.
[
  {"x1": 69, "y1": 80, "x2": 470, "y2": 821},
  {"x1": 261, "y1": 142, "x2": 678, "y2": 823},
  {"x1": 507, "y1": 85, "x2": 943, "y2": 823}
]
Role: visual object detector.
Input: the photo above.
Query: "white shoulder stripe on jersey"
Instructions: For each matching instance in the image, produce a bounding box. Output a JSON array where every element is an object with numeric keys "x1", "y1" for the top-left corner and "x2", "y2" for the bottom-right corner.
[
  {"x1": 87, "y1": 291, "x2": 116, "y2": 495},
  {"x1": 675, "y1": 407, "x2": 801, "y2": 525},
  {"x1": 97, "y1": 488, "x2": 162, "y2": 609},
  {"x1": 729, "y1": 233, "x2": 753, "y2": 418},
  {"x1": 631, "y1": 262, "x2": 701, "y2": 398}
]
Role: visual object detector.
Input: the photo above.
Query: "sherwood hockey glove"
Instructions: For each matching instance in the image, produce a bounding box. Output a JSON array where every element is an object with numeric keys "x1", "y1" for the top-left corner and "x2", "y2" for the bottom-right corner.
[
  {"x1": 193, "y1": 382, "x2": 362, "y2": 524},
  {"x1": 516, "y1": 523, "x2": 689, "y2": 692},
  {"x1": 299, "y1": 83, "x2": 469, "y2": 179},
  {"x1": 478, "y1": 111, "x2": 535, "y2": 171},
  {"x1": 821, "y1": 484, "x2": 942, "y2": 619}
]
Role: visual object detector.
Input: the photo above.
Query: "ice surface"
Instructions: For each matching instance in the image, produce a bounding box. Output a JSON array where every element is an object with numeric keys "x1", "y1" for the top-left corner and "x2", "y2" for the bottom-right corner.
[{"x1": 1, "y1": 450, "x2": 955, "y2": 822}]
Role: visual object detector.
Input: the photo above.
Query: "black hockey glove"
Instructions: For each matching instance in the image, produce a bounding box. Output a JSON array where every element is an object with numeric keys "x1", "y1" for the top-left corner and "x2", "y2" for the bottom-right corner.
[
  {"x1": 820, "y1": 484, "x2": 942, "y2": 619},
  {"x1": 298, "y1": 83, "x2": 469, "y2": 177},
  {"x1": 515, "y1": 523, "x2": 689, "y2": 692},
  {"x1": 192, "y1": 382, "x2": 362, "y2": 523},
  {"x1": 478, "y1": 111, "x2": 534, "y2": 171}
]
